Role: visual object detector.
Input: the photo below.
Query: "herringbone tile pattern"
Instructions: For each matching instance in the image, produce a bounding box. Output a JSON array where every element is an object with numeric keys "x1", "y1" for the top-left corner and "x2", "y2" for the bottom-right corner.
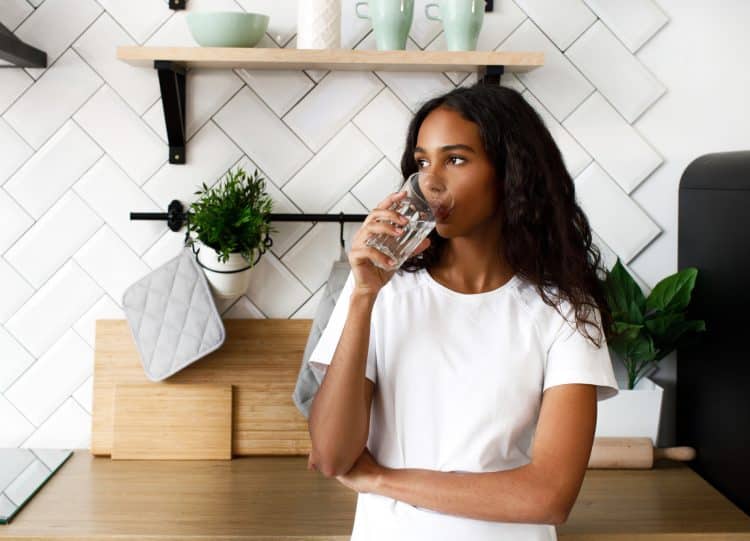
[{"x1": 0, "y1": 0, "x2": 668, "y2": 448}]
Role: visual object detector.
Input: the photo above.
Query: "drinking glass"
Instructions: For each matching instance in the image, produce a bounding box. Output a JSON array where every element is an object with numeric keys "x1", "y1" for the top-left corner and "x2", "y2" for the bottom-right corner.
[{"x1": 365, "y1": 172, "x2": 453, "y2": 271}]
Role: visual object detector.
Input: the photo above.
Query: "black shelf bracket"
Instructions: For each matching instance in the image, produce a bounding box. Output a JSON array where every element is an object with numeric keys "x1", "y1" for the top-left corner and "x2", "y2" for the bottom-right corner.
[
  {"x1": 0, "y1": 23, "x2": 47, "y2": 68},
  {"x1": 155, "y1": 60, "x2": 187, "y2": 164},
  {"x1": 486, "y1": 0, "x2": 494, "y2": 12},
  {"x1": 479, "y1": 64, "x2": 504, "y2": 85}
]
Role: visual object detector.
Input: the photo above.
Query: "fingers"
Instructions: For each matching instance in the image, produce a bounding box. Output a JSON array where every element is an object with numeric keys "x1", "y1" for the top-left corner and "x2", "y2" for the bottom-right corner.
[
  {"x1": 350, "y1": 244, "x2": 397, "y2": 269},
  {"x1": 374, "y1": 189, "x2": 407, "y2": 211},
  {"x1": 365, "y1": 209, "x2": 409, "y2": 230}
]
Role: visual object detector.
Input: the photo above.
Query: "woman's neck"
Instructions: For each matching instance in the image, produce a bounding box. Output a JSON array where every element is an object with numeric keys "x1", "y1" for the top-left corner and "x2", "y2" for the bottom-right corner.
[{"x1": 430, "y1": 236, "x2": 513, "y2": 294}]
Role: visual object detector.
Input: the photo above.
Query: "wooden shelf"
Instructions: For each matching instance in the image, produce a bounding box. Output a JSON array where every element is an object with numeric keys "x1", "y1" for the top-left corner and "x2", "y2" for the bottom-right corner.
[
  {"x1": 116, "y1": 46, "x2": 543, "y2": 165},
  {"x1": 116, "y1": 46, "x2": 543, "y2": 73}
]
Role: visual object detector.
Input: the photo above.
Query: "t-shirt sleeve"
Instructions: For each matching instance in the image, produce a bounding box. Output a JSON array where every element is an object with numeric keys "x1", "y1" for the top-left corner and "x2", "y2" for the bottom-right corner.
[
  {"x1": 543, "y1": 300, "x2": 619, "y2": 401},
  {"x1": 306, "y1": 270, "x2": 378, "y2": 385}
]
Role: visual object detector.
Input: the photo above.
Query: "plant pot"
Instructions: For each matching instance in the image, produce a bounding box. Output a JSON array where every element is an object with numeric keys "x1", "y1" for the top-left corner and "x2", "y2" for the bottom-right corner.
[
  {"x1": 195, "y1": 243, "x2": 253, "y2": 299},
  {"x1": 594, "y1": 375, "x2": 664, "y2": 446}
]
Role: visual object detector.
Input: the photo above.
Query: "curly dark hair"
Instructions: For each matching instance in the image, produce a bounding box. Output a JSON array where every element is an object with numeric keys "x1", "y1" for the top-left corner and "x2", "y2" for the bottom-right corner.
[{"x1": 397, "y1": 83, "x2": 611, "y2": 348}]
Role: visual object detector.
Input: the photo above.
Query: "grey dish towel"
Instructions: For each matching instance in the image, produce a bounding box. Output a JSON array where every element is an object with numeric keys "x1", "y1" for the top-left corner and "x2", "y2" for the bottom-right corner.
[{"x1": 292, "y1": 258, "x2": 351, "y2": 420}]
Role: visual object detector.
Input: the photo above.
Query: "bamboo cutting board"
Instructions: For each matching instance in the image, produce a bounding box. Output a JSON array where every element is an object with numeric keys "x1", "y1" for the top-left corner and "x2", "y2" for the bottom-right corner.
[
  {"x1": 112, "y1": 383, "x2": 233, "y2": 460},
  {"x1": 92, "y1": 318, "x2": 314, "y2": 457}
]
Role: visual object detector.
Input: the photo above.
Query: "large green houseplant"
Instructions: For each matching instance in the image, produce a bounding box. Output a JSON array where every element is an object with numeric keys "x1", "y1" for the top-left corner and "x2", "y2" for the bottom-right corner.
[
  {"x1": 185, "y1": 166, "x2": 276, "y2": 298},
  {"x1": 601, "y1": 258, "x2": 706, "y2": 390}
]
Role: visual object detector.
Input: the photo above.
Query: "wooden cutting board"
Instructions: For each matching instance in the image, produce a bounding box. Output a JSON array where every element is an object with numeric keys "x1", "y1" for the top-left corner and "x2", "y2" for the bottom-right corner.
[
  {"x1": 92, "y1": 318, "x2": 314, "y2": 457},
  {"x1": 112, "y1": 383, "x2": 233, "y2": 460}
]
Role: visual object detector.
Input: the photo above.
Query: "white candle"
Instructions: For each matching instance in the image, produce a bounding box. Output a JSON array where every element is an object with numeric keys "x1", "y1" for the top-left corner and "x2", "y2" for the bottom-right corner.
[{"x1": 297, "y1": 0, "x2": 342, "y2": 49}]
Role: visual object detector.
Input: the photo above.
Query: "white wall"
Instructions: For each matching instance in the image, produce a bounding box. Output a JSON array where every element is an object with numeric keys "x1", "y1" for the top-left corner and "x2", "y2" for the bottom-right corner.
[{"x1": 1, "y1": 0, "x2": 746, "y2": 449}]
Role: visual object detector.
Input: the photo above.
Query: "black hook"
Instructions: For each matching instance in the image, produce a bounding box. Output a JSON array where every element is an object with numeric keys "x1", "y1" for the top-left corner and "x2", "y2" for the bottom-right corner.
[{"x1": 339, "y1": 211, "x2": 345, "y2": 250}]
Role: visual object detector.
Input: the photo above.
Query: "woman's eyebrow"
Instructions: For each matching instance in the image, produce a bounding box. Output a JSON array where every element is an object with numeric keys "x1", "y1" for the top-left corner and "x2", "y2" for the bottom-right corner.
[{"x1": 414, "y1": 144, "x2": 476, "y2": 154}]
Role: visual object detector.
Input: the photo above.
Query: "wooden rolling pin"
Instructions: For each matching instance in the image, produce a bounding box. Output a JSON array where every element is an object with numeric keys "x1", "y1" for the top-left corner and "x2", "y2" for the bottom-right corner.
[{"x1": 588, "y1": 437, "x2": 696, "y2": 469}]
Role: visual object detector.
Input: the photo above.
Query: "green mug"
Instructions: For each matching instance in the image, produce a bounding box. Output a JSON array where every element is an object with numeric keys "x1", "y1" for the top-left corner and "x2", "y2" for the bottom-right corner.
[
  {"x1": 425, "y1": 0, "x2": 485, "y2": 51},
  {"x1": 356, "y1": 0, "x2": 415, "y2": 50}
]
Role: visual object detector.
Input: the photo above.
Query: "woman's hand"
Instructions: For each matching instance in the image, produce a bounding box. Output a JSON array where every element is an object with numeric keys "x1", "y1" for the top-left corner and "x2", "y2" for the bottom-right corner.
[
  {"x1": 335, "y1": 447, "x2": 385, "y2": 494},
  {"x1": 348, "y1": 190, "x2": 431, "y2": 298}
]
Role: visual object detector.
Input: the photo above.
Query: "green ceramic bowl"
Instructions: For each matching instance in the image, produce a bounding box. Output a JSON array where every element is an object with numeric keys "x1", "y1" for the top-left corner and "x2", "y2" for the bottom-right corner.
[{"x1": 186, "y1": 11, "x2": 269, "y2": 48}]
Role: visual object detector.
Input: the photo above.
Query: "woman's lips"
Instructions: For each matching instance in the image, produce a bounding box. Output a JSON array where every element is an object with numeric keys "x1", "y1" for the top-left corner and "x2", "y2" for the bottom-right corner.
[{"x1": 434, "y1": 206, "x2": 452, "y2": 221}]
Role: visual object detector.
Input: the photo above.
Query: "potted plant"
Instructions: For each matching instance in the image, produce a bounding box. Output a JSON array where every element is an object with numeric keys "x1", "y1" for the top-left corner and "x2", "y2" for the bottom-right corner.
[
  {"x1": 185, "y1": 166, "x2": 276, "y2": 299},
  {"x1": 595, "y1": 258, "x2": 706, "y2": 445}
]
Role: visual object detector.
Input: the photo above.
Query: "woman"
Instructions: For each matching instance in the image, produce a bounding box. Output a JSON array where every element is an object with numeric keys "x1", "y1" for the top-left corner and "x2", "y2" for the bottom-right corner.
[{"x1": 306, "y1": 83, "x2": 619, "y2": 541}]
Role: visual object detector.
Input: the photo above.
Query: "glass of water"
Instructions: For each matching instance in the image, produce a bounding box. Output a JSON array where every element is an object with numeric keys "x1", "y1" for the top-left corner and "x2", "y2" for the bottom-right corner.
[{"x1": 365, "y1": 172, "x2": 453, "y2": 271}]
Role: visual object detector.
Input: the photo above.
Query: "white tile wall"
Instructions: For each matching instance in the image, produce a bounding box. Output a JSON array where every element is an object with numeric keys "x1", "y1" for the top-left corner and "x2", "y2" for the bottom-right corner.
[
  {"x1": 0, "y1": 0, "x2": 33, "y2": 31},
  {"x1": 497, "y1": 19, "x2": 593, "y2": 122},
  {"x1": 566, "y1": 20, "x2": 666, "y2": 123},
  {"x1": 235, "y1": 37, "x2": 315, "y2": 117},
  {"x1": 214, "y1": 87, "x2": 312, "y2": 185},
  {"x1": 573, "y1": 162, "x2": 661, "y2": 262},
  {"x1": 5, "y1": 260, "x2": 102, "y2": 357},
  {"x1": 96, "y1": 0, "x2": 171, "y2": 44},
  {"x1": 3, "y1": 49, "x2": 103, "y2": 149},
  {"x1": 0, "y1": 326, "x2": 34, "y2": 392},
  {"x1": 4, "y1": 191, "x2": 103, "y2": 288},
  {"x1": 353, "y1": 88, "x2": 413, "y2": 167},
  {"x1": 0, "y1": 190, "x2": 34, "y2": 254},
  {"x1": 143, "y1": 122, "x2": 243, "y2": 205},
  {"x1": 285, "y1": 71, "x2": 383, "y2": 152},
  {"x1": 582, "y1": 0, "x2": 668, "y2": 52},
  {"x1": 0, "y1": 119, "x2": 33, "y2": 182},
  {"x1": 282, "y1": 123, "x2": 381, "y2": 212},
  {"x1": 16, "y1": 0, "x2": 101, "y2": 80},
  {"x1": 73, "y1": 13, "x2": 159, "y2": 115},
  {"x1": 563, "y1": 92, "x2": 662, "y2": 193},
  {"x1": 74, "y1": 86, "x2": 165, "y2": 185},
  {"x1": 0, "y1": 1, "x2": 671, "y2": 448},
  {"x1": 74, "y1": 157, "x2": 164, "y2": 255},
  {"x1": 4, "y1": 120, "x2": 103, "y2": 219},
  {"x1": 0, "y1": 259, "x2": 34, "y2": 324},
  {"x1": 0, "y1": 69, "x2": 33, "y2": 112},
  {"x1": 513, "y1": 0, "x2": 596, "y2": 50},
  {"x1": 4, "y1": 330, "x2": 92, "y2": 426}
]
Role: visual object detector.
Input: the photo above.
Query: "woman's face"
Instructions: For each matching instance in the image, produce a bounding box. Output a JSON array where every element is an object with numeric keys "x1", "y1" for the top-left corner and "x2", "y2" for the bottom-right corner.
[{"x1": 413, "y1": 106, "x2": 500, "y2": 238}]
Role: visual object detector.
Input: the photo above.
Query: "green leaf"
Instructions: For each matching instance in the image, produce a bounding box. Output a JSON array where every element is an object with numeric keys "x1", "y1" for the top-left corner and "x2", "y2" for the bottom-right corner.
[
  {"x1": 604, "y1": 258, "x2": 646, "y2": 323},
  {"x1": 644, "y1": 312, "x2": 685, "y2": 338},
  {"x1": 626, "y1": 333, "x2": 657, "y2": 364},
  {"x1": 612, "y1": 321, "x2": 642, "y2": 340},
  {"x1": 645, "y1": 267, "x2": 698, "y2": 314}
]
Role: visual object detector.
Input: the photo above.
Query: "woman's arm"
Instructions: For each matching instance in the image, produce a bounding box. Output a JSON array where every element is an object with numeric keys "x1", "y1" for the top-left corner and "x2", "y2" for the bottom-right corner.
[
  {"x1": 375, "y1": 463, "x2": 562, "y2": 525},
  {"x1": 308, "y1": 290, "x2": 378, "y2": 478},
  {"x1": 355, "y1": 384, "x2": 599, "y2": 526}
]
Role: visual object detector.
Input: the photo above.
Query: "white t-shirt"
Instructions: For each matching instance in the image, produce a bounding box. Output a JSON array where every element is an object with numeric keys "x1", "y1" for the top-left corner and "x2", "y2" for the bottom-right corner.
[{"x1": 308, "y1": 267, "x2": 619, "y2": 541}]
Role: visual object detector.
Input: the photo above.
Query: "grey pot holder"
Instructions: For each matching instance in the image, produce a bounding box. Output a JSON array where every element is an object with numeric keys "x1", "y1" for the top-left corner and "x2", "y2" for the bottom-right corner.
[{"x1": 121, "y1": 247, "x2": 226, "y2": 382}]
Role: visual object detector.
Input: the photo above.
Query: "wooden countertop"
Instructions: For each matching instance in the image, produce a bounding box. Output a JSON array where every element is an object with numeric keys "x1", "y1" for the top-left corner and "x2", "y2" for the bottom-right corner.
[{"x1": 1, "y1": 452, "x2": 749, "y2": 540}]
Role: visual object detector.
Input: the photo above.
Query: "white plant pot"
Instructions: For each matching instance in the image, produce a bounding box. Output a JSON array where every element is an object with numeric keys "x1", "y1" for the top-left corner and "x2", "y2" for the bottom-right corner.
[
  {"x1": 196, "y1": 243, "x2": 253, "y2": 299},
  {"x1": 594, "y1": 376, "x2": 664, "y2": 446}
]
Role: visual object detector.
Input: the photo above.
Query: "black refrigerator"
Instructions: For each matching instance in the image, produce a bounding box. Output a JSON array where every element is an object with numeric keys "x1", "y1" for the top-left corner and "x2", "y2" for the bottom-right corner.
[{"x1": 677, "y1": 150, "x2": 750, "y2": 515}]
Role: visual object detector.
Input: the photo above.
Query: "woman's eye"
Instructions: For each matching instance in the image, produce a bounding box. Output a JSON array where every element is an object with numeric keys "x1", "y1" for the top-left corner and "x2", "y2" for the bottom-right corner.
[{"x1": 415, "y1": 156, "x2": 465, "y2": 168}]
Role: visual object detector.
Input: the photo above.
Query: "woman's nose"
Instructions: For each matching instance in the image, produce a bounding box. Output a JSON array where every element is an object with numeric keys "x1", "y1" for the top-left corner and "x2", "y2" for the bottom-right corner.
[{"x1": 422, "y1": 174, "x2": 447, "y2": 196}]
